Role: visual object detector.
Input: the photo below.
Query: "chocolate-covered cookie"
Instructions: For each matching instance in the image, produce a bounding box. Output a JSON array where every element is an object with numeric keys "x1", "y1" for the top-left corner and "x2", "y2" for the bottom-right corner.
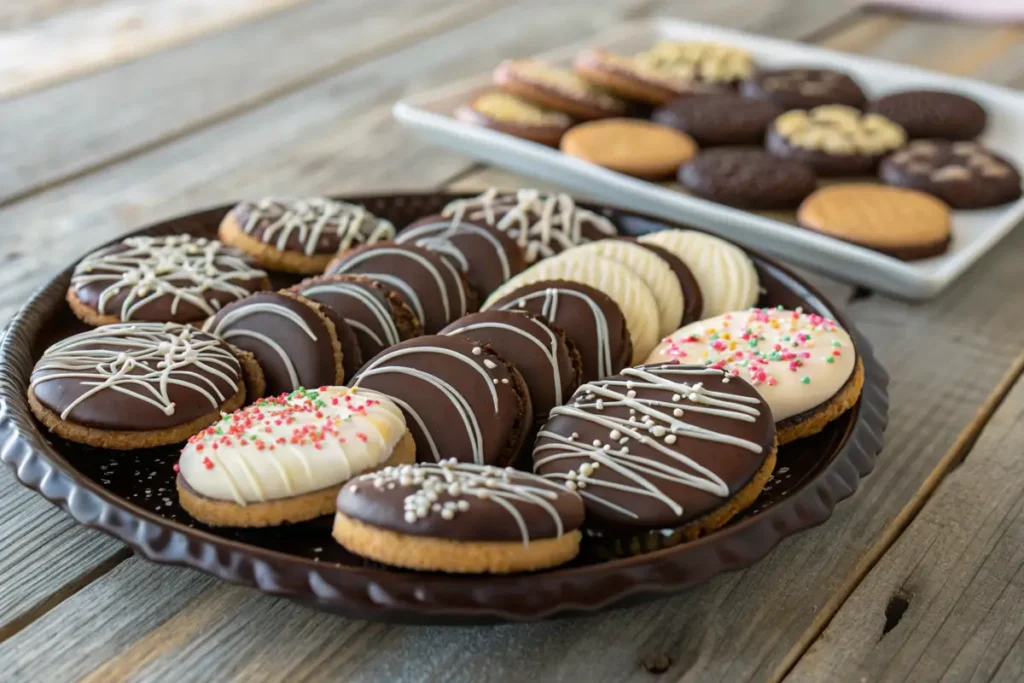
[
  {"x1": 493, "y1": 59, "x2": 627, "y2": 120},
  {"x1": 486, "y1": 280, "x2": 632, "y2": 382},
  {"x1": 396, "y1": 214, "x2": 526, "y2": 298},
  {"x1": 289, "y1": 274, "x2": 422, "y2": 362},
  {"x1": 203, "y1": 291, "x2": 345, "y2": 396},
  {"x1": 326, "y1": 243, "x2": 476, "y2": 333},
  {"x1": 617, "y1": 237, "x2": 703, "y2": 326},
  {"x1": 652, "y1": 94, "x2": 782, "y2": 146},
  {"x1": 441, "y1": 310, "x2": 582, "y2": 428},
  {"x1": 533, "y1": 364, "x2": 776, "y2": 541},
  {"x1": 680, "y1": 148, "x2": 818, "y2": 209},
  {"x1": 767, "y1": 105, "x2": 906, "y2": 176},
  {"x1": 441, "y1": 188, "x2": 618, "y2": 264},
  {"x1": 455, "y1": 90, "x2": 573, "y2": 146},
  {"x1": 68, "y1": 235, "x2": 269, "y2": 326},
  {"x1": 879, "y1": 139, "x2": 1022, "y2": 209},
  {"x1": 869, "y1": 90, "x2": 987, "y2": 140},
  {"x1": 741, "y1": 68, "x2": 866, "y2": 110},
  {"x1": 352, "y1": 335, "x2": 533, "y2": 466}
]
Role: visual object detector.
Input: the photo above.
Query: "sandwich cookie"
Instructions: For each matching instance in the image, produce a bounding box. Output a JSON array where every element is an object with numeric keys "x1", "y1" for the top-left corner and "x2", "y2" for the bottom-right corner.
[
  {"x1": 617, "y1": 238, "x2": 703, "y2": 326},
  {"x1": 396, "y1": 213, "x2": 526, "y2": 298},
  {"x1": 493, "y1": 59, "x2": 627, "y2": 120},
  {"x1": 868, "y1": 90, "x2": 987, "y2": 141},
  {"x1": 333, "y1": 460, "x2": 586, "y2": 573},
  {"x1": 68, "y1": 235, "x2": 269, "y2": 326},
  {"x1": 487, "y1": 280, "x2": 632, "y2": 383},
  {"x1": 326, "y1": 243, "x2": 476, "y2": 333},
  {"x1": 28, "y1": 323, "x2": 263, "y2": 449},
  {"x1": 455, "y1": 90, "x2": 574, "y2": 146},
  {"x1": 483, "y1": 252, "x2": 660, "y2": 363},
  {"x1": 352, "y1": 335, "x2": 533, "y2": 467},
  {"x1": 177, "y1": 386, "x2": 413, "y2": 527},
  {"x1": 441, "y1": 188, "x2": 618, "y2": 264},
  {"x1": 638, "y1": 230, "x2": 759, "y2": 319},
  {"x1": 646, "y1": 307, "x2": 862, "y2": 444},
  {"x1": 533, "y1": 364, "x2": 776, "y2": 550},
  {"x1": 740, "y1": 69, "x2": 867, "y2": 110},
  {"x1": 573, "y1": 48, "x2": 727, "y2": 105},
  {"x1": 219, "y1": 197, "x2": 395, "y2": 274},
  {"x1": 203, "y1": 291, "x2": 346, "y2": 396}
]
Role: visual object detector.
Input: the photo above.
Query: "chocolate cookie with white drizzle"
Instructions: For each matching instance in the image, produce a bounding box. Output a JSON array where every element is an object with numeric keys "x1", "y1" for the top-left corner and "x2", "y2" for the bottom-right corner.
[{"x1": 533, "y1": 363, "x2": 776, "y2": 546}]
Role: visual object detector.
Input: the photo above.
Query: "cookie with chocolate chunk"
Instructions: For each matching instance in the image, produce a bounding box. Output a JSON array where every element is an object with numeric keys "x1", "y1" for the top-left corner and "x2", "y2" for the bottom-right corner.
[
  {"x1": 869, "y1": 90, "x2": 986, "y2": 140},
  {"x1": 680, "y1": 148, "x2": 817, "y2": 210},
  {"x1": 741, "y1": 68, "x2": 866, "y2": 110}
]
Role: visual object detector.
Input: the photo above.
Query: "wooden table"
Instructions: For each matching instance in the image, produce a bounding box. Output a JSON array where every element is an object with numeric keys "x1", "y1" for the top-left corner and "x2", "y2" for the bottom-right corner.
[{"x1": 1, "y1": 2, "x2": 1023, "y2": 681}]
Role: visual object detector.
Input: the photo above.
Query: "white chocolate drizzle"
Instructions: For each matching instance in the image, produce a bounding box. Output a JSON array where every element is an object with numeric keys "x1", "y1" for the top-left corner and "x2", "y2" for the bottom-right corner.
[
  {"x1": 237, "y1": 197, "x2": 394, "y2": 256},
  {"x1": 396, "y1": 219, "x2": 513, "y2": 282},
  {"x1": 300, "y1": 281, "x2": 400, "y2": 348}
]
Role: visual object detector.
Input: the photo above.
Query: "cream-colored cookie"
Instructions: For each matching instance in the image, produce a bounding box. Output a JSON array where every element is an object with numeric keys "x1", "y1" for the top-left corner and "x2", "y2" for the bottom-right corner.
[
  {"x1": 638, "y1": 230, "x2": 758, "y2": 319},
  {"x1": 483, "y1": 253, "x2": 660, "y2": 362}
]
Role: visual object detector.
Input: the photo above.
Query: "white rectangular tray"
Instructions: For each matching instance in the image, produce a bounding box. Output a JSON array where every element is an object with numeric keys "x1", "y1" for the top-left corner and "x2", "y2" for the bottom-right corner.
[{"x1": 393, "y1": 17, "x2": 1024, "y2": 299}]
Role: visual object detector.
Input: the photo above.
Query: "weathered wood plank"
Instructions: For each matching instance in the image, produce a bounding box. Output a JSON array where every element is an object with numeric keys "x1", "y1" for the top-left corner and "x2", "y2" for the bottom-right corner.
[{"x1": 787, "y1": 354, "x2": 1024, "y2": 683}]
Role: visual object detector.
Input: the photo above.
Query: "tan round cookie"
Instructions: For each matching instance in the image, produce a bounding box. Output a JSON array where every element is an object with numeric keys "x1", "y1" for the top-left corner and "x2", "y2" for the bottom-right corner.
[
  {"x1": 493, "y1": 58, "x2": 626, "y2": 120},
  {"x1": 483, "y1": 253, "x2": 660, "y2": 363},
  {"x1": 455, "y1": 90, "x2": 573, "y2": 147},
  {"x1": 560, "y1": 119, "x2": 698, "y2": 179},
  {"x1": 797, "y1": 183, "x2": 952, "y2": 260}
]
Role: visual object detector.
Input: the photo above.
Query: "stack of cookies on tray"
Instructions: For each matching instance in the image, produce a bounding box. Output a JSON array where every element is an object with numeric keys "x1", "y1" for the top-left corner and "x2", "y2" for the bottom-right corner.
[
  {"x1": 28, "y1": 188, "x2": 862, "y2": 574},
  {"x1": 456, "y1": 40, "x2": 1022, "y2": 261}
]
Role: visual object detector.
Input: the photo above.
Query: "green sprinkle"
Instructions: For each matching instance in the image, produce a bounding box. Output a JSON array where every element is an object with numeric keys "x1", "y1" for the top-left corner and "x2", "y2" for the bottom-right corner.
[
  {"x1": 801, "y1": 376, "x2": 811, "y2": 384},
  {"x1": 825, "y1": 356, "x2": 835, "y2": 364},
  {"x1": 709, "y1": 333, "x2": 719, "y2": 340},
  {"x1": 831, "y1": 340, "x2": 841, "y2": 348},
  {"x1": 250, "y1": 435, "x2": 258, "y2": 441},
  {"x1": 215, "y1": 428, "x2": 223, "y2": 435},
  {"x1": 776, "y1": 305, "x2": 784, "y2": 311}
]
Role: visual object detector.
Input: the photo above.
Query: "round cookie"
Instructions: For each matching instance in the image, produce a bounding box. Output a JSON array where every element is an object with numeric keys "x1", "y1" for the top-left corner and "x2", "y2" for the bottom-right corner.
[
  {"x1": 352, "y1": 335, "x2": 533, "y2": 467},
  {"x1": 441, "y1": 188, "x2": 618, "y2": 264},
  {"x1": 441, "y1": 310, "x2": 582, "y2": 428},
  {"x1": 493, "y1": 59, "x2": 627, "y2": 120},
  {"x1": 177, "y1": 386, "x2": 414, "y2": 527},
  {"x1": 617, "y1": 238, "x2": 703, "y2": 326},
  {"x1": 28, "y1": 323, "x2": 258, "y2": 449},
  {"x1": 568, "y1": 239, "x2": 684, "y2": 337},
  {"x1": 289, "y1": 274, "x2": 423, "y2": 362},
  {"x1": 487, "y1": 280, "x2": 632, "y2": 383},
  {"x1": 203, "y1": 291, "x2": 345, "y2": 396},
  {"x1": 455, "y1": 90, "x2": 574, "y2": 146},
  {"x1": 651, "y1": 93, "x2": 783, "y2": 147},
  {"x1": 333, "y1": 460, "x2": 585, "y2": 573},
  {"x1": 635, "y1": 41, "x2": 755, "y2": 87},
  {"x1": 637, "y1": 230, "x2": 759, "y2": 319},
  {"x1": 797, "y1": 183, "x2": 952, "y2": 260},
  {"x1": 574, "y1": 48, "x2": 728, "y2": 105},
  {"x1": 869, "y1": 90, "x2": 987, "y2": 141},
  {"x1": 396, "y1": 214, "x2": 526, "y2": 298},
  {"x1": 766, "y1": 105, "x2": 907, "y2": 176},
  {"x1": 560, "y1": 118, "x2": 698, "y2": 180},
  {"x1": 647, "y1": 308, "x2": 862, "y2": 444},
  {"x1": 533, "y1": 364, "x2": 776, "y2": 544},
  {"x1": 879, "y1": 139, "x2": 1022, "y2": 209},
  {"x1": 68, "y1": 235, "x2": 269, "y2": 326},
  {"x1": 679, "y1": 148, "x2": 818, "y2": 209},
  {"x1": 741, "y1": 69, "x2": 866, "y2": 110},
  {"x1": 483, "y1": 253, "x2": 660, "y2": 363},
  {"x1": 326, "y1": 243, "x2": 477, "y2": 333},
  {"x1": 218, "y1": 197, "x2": 395, "y2": 274}
]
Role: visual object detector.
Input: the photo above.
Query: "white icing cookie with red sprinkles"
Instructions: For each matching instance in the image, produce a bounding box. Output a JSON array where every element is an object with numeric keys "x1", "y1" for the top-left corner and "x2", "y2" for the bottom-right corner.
[{"x1": 176, "y1": 386, "x2": 414, "y2": 527}]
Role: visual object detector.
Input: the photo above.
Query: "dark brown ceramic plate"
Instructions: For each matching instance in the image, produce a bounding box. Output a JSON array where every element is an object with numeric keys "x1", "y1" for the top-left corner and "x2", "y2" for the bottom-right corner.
[{"x1": 0, "y1": 193, "x2": 888, "y2": 623}]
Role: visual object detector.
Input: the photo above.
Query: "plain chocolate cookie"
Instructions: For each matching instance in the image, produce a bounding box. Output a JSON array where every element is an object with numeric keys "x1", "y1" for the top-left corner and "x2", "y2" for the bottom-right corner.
[
  {"x1": 869, "y1": 90, "x2": 987, "y2": 140},
  {"x1": 741, "y1": 68, "x2": 866, "y2": 110},
  {"x1": 652, "y1": 93, "x2": 782, "y2": 147},
  {"x1": 679, "y1": 148, "x2": 818, "y2": 209}
]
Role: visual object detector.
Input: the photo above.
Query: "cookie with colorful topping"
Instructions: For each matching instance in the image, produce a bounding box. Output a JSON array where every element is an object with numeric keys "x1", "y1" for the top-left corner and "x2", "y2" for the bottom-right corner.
[
  {"x1": 177, "y1": 386, "x2": 414, "y2": 527},
  {"x1": 645, "y1": 307, "x2": 863, "y2": 444},
  {"x1": 333, "y1": 460, "x2": 585, "y2": 573}
]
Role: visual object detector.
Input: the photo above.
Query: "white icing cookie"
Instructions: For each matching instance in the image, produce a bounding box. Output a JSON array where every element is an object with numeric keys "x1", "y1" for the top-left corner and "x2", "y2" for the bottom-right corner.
[
  {"x1": 178, "y1": 386, "x2": 406, "y2": 505},
  {"x1": 483, "y1": 253, "x2": 660, "y2": 363},
  {"x1": 638, "y1": 230, "x2": 759, "y2": 319},
  {"x1": 645, "y1": 307, "x2": 855, "y2": 421},
  {"x1": 568, "y1": 239, "x2": 684, "y2": 337}
]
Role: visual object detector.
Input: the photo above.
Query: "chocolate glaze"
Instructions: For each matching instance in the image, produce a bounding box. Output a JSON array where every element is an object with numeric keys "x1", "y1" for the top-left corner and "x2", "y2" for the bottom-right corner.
[
  {"x1": 741, "y1": 69, "x2": 866, "y2": 111},
  {"x1": 316, "y1": 306, "x2": 362, "y2": 380},
  {"x1": 615, "y1": 237, "x2": 702, "y2": 326},
  {"x1": 487, "y1": 280, "x2": 632, "y2": 382},
  {"x1": 533, "y1": 364, "x2": 775, "y2": 531},
  {"x1": 397, "y1": 215, "x2": 526, "y2": 298},
  {"x1": 228, "y1": 198, "x2": 394, "y2": 255},
  {"x1": 337, "y1": 461, "x2": 585, "y2": 542},
  {"x1": 202, "y1": 292, "x2": 338, "y2": 396}
]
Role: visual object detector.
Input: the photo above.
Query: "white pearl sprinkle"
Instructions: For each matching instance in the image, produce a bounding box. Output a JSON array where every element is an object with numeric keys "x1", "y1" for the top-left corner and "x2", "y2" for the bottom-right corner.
[
  {"x1": 610, "y1": 429, "x2": 621, "y2": 440},
  {"x1": 673, "y1": 408, "x2": 683, "y2": 417},
  {"x1": 483, "y1": 359, "x2": 497, "y2": 369},
  {"x1": 471, "y1": 347, "x2": 482, "y2": 355},
  {"x1": 665, "y1": 435, "x2": 677, "y2": 444}
]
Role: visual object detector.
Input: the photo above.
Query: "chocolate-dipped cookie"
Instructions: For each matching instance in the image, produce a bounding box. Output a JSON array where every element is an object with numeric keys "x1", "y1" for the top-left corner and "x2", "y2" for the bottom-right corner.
[
  {"x1": 879, "y1": 139, "x2": 1022, "y2": 209},
  {"x1": 219, "y1": 197, "x2": 395, "y2": 274},
  {"x1": 869, "y1": 90, "x2": 987, "y2": 141},
  {"x1": 203, "y1": 291, "x2": 345, "y2": 396},
  {"x1": 333, "y1": 460, "x2": 586, "y2": 573},
  {"x1": 68, "y1": 235, "x2": 269, "y2": 326},
  {"x1": 455, "y1": 90, "x2": 574, "y2": 146},
  {"x1": 352, "y1": 335, "x2": 532, "y2": 467},
  {"x1": 326, "y1": 243, "x2": 476, "y2": 334},
  {"x1": 679, "y1": 148, "x2": 818, "y2": 210},
  {"x1": 617, "y1": 237, "x2": 703, "y2": 326},
  {"x1": 652, "y1": 94, "x2": 782, "y2": 147},
  {"x1": 533, "y1": 364, "x2": 776, "y2": 546},
  {"x1": 441, "y1": 188, "x2": 618, "y2": 264},
  {"x1": 396, "y1": 213, "x2": 526, "y2": 298},
  {"x1": 486, "y1": 280, "x2": 632, "y2": 382},
  {"x1": 28, "y1": 323, "x2": 262, "y2": 449},
  {"x1": 741, "y1": 68, "x2": 866, "y2": 110},
  {"x1": 441, "y1": 310, "x2": 582, "y2": 429},
  {"x1": 289, "y1": 274, "x2": 423, "y2": 362}
]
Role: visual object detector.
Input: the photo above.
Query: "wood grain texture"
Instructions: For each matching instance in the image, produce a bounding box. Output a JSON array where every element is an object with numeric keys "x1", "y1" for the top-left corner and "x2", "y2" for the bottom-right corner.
[{"x1": 788, "y1": 355, "x2": 1024, "y2": 683}]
